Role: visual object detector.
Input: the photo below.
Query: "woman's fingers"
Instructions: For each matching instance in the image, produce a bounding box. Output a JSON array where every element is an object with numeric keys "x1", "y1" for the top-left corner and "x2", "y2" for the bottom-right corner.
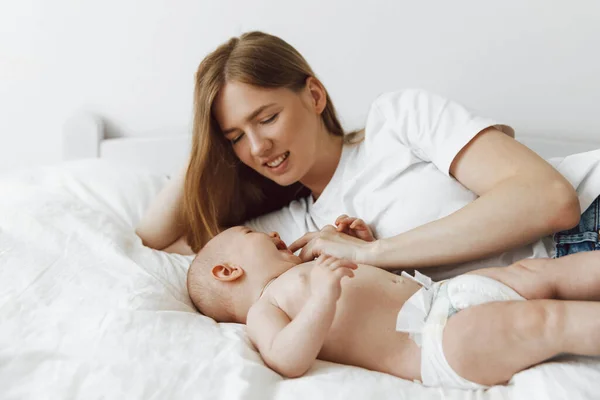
[
  {"x1": 291, "y1": 223, "x2": 367, "y2": 262},
  {"x1": 322, "y1": 224, "x2": 337, "y2": 233},
  {"x1": 335, "y1": 214, "x2": 349, "y2": 225},
  {"x1": 346, "y1": 218, "x2": 375, "y2": 241},
  {"x1": 289, "y1": 231, "x2": 319, "y2": 253},
  {"x1": 336, "y1": 222, "x2": 350, "y2": 234},
  {"x1": 349, "y1": 218, "x2": 365, "y2": 229},
  {"x1": 290, "y1": 225, "x2": 336, "y2": 253},
  {"x1": 337, "y1": 216, "x2": 372, "y2": 239},
  {"x1": 297, "y1": 233, "x2": 324, "y2": 262},
  {"x1": 298, "y1": 239, "x2": 320, "y2": 262},
  {"x1": 336, "y1": 215, "x2": 359, "y2": 226},
  {"x1": 335, "y1": 215, "x2": 354, "y2": 234}
]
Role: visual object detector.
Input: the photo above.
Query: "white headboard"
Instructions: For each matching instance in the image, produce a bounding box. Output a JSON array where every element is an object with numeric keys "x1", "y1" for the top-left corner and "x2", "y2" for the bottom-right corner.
[
  {"x1": 63, "y1": 114, "x2": 192, "y2": 175},
  {"x1": 62, "y1": 112, "x2": 600, "y2": 176}
]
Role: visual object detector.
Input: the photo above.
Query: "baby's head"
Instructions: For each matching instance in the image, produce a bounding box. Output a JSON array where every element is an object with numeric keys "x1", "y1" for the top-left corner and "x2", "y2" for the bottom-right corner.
[{"x1": 187, "y1": 226, "x2": 301, "y2": 323}]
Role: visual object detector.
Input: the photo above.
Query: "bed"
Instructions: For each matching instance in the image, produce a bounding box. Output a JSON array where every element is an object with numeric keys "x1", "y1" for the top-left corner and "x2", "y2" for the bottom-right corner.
[{"x1": 1, "y1": 112, "x2": 600, "y2": 399}]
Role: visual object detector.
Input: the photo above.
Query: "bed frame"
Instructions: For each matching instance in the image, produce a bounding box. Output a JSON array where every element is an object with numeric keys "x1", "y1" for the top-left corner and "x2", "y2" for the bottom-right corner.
[{"x1": 62, "y1": 112, "x2": 600, "y2": 176}]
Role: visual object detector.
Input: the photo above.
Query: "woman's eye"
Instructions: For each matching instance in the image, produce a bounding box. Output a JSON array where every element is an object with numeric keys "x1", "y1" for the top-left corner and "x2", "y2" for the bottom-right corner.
[
  {"x1": 259, "y1": 113, "x2": 278, "y2": 125},
  {"x1": 231, "y1": 133, "x2": 244, "y2": 144}
]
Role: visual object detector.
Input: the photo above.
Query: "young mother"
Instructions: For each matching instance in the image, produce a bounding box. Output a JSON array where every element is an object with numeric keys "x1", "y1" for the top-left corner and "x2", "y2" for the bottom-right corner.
[{"x1": 137, "y1": 31, "x2": 598, "y2": 280}]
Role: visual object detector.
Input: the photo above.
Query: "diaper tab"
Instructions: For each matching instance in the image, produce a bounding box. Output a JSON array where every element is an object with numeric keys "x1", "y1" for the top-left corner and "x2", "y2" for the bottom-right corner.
[
  {"x1": 401, "y1": 270, "x2": 432, "y2": 289},
  {"x1": 396, "y1": 271, "x2": 436, "y2": 347}
]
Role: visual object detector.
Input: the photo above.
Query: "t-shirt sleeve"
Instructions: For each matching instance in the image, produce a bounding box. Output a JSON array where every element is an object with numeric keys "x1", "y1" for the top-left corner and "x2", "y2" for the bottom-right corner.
[
  {"x1": 371, "y1": 89, "x2": 515, "y2": 176},
  {"x1": 244, "y1": 197, "x2": 316, "y2": 247}
]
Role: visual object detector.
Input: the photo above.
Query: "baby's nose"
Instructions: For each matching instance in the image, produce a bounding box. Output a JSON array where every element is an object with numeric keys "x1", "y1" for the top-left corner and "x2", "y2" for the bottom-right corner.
[{"x1": 269, "y1": 232, "x2": 280, "y2": 239}]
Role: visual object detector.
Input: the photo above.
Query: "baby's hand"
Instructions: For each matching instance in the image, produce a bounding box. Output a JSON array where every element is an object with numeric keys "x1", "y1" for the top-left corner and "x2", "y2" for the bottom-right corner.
[
  {"x1": 310, "y1": 254, "x2": 357, "y2": 302},
  {"x1": 335, "y1": 215, "x2": 375, "y2": 242}
]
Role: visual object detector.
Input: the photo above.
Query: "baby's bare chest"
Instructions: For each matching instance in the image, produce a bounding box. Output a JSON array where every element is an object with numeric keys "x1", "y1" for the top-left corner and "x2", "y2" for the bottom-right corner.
[{"x1": 272, "y1": 264, "x2": 420, "y2": 322}]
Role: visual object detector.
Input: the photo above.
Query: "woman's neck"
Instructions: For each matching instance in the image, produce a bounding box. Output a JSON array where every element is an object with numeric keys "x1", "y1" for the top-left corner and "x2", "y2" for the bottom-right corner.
[{"x1": 300, "y1": 134, "x2": 344, "y2": 200}]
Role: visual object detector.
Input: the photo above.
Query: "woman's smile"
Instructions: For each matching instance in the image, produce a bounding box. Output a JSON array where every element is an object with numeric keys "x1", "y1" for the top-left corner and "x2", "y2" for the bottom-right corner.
[{"x1": 264, "y1": 151, "x2": 290, "y2": 175}]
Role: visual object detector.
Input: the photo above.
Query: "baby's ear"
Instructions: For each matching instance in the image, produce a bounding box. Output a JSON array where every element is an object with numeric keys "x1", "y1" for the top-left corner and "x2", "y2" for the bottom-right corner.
[{"x1": 211, "y1": 264, "x2": 244, "y2": 282}]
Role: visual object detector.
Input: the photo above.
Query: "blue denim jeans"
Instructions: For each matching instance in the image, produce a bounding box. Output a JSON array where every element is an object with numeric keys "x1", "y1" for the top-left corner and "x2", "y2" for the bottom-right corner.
[{"x1": 553, "y1": 194, "x2": 600, "y2": 258}]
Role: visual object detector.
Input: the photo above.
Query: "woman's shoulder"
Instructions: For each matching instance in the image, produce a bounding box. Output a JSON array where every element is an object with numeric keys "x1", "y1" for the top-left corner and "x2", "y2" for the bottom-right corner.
[
  {"x1": 369, "y1": 88, "x2": 446, "y2": 115},
  {"x1": 363, "y1": 88, "x2": 443, "y2": 144},
  {"x1": 372, "y1": 88, "x2": 428, "y2": 101}
]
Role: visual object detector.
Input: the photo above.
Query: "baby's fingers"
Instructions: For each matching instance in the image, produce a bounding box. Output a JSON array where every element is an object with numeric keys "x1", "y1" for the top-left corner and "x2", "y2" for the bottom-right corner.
[
  {"x1": 329, "y1": 258, "x2": 358, "y2": 271},
  {"x1": 333, "y1": 267, "x2": 355, "y2": 280},
  {"x1": 315, "y1": 254, "x2": 333, "y2": 266}
]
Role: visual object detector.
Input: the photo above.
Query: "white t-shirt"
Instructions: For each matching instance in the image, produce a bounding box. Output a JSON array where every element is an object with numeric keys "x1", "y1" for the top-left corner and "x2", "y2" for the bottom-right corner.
[{"x1": 247, "y1": 89, "x2": 600, "y2": 280}]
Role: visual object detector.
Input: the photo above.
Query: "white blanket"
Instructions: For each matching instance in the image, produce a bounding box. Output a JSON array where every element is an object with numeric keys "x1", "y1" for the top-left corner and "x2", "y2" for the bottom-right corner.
[{"x1": 1, "y1": 160, "x2": 599, "y2": 400}]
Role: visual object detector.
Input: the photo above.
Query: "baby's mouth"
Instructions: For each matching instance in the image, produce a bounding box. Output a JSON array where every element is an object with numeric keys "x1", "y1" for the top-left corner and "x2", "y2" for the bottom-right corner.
[{"x1": 275, "y1": 239, "x2": 292, "y2": 254}]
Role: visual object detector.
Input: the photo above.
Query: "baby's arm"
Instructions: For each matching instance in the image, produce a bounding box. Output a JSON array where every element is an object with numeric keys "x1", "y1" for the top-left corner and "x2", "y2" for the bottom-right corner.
[
  {"x1": 246, "y1": 298, "x2": 335, "y2": 378},
  {"x1": 246, "y1": 255, "x2": 357, "y2": 378}
]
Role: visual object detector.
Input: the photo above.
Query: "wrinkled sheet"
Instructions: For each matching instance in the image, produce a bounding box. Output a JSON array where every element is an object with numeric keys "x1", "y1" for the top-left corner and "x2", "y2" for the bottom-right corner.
[{"x1": 1, "y1": 160, "x2": 599, "y2": 400}]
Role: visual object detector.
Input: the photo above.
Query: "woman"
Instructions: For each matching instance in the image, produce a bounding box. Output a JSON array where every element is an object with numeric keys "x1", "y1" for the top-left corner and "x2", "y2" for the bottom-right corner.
[{"x1": 137, "y1": 31, "x2": 598, "y2": 280}]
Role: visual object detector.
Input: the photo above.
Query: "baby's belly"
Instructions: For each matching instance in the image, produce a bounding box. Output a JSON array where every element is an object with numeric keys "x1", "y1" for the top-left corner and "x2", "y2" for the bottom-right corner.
[
  {"x1": 333, "y1": 265, "x2": 422, "y2": 316},
  {"x1": 319, "y1": 268, "x2": 423, "y2": 380}
]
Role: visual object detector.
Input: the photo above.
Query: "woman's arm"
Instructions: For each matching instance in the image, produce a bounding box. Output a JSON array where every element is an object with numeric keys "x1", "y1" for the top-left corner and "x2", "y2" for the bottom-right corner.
[
  {"x1": 161, "y1": 235, "x2": 195, "y2": 255},
  {"x1": 371, "y1": 128, "x2": 580, "y2": 268},
  {"x1": 291, "y1": 129, "x2": 580, "y2": 269},
  {"x1": 135, "y1": 166, "x2": 190, "y2": 252}
]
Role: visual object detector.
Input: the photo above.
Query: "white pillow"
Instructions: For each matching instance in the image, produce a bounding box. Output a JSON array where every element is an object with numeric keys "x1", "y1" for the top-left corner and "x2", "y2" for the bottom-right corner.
[{"x1": 0, "y1": 158, "x2": 169, "y2": 229}]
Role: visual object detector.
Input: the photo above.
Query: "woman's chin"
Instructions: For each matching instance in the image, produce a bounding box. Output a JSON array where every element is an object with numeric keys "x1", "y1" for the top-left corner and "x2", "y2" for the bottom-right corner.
[
  {"x1": 256, "y1": 163, "x2": 302, "y2": 187},
  {"x1": 266, "y1": 171, "x2": 299, "y2": 187}
]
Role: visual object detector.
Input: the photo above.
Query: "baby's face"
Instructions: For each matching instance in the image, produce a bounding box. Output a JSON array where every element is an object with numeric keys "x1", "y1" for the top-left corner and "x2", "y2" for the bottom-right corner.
[{"x1": 214, "y1": 226, "x2": 302, "y2": 273}]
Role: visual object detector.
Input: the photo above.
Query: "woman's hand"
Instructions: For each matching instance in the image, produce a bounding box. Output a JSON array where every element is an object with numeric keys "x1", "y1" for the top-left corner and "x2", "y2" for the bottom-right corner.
[
  {"x1": 289, "y1": 225, "x2": 376, "y2": 263},
  {"x1": 334, "y1": 214, "x2": 376, "y2": 242}
]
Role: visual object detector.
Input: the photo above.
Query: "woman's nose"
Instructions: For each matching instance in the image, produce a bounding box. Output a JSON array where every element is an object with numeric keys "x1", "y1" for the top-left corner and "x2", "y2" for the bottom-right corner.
[{"x1": 248, "y1": 133, "x2": 272, "y2": 157}]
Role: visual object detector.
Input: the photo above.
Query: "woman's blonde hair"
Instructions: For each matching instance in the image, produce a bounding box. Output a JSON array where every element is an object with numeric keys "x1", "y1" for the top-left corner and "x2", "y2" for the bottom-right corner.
[{"x1": 183, "y1": 31, "x2": 351, "y2": 252}]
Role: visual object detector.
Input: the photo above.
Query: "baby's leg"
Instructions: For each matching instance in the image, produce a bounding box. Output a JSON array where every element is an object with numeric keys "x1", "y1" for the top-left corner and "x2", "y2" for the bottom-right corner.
[
  {"x1": 443, "y1": 299, "x2": 600, "y2": 386},
  {"x1": 468, "y1": 251, "x2": 600, "y2": 301}
]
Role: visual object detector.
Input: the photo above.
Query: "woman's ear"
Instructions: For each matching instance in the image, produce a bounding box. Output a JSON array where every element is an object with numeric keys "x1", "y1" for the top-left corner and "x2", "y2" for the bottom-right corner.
[
  {"x1": 304, "y1": 76, "x2": 327, "y2": 114},
  {"x1": 211, "y1": 264, "x2": 244, "y2": 282}
]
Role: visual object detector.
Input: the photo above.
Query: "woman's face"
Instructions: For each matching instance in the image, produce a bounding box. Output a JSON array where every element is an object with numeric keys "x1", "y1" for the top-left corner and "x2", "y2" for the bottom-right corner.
[{"x1": 212, "y1": 79, "x2": 325, "y2": 187}]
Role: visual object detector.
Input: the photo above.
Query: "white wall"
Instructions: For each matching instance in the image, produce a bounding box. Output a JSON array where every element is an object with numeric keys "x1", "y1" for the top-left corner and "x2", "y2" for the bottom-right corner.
[{"x1": 1, "y1": 0, "x2": 599, "y2": 173}]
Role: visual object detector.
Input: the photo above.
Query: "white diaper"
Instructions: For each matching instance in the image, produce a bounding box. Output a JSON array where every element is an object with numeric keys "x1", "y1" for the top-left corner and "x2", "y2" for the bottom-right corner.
[{"x1": 396, "y1": 271, "x2": 525, "y2": 390}]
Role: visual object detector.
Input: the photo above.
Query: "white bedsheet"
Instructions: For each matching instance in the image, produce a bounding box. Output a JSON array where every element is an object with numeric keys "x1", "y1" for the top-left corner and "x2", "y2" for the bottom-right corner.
[{"x1": 1, "y1": 160, "x2": 599, "y2": 400}]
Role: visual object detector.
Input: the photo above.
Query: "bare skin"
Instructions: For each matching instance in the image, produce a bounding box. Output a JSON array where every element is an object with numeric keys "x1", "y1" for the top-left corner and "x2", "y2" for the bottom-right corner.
[
  {"x1": 251, "y1": 258, "x2": 424, "y2": 380},
  {"x1": 447, "y1": 252, "x2": 600, "y2": 385},
  {"x1": 189, "y1": 226, "x2": 600, "y2": 387}
]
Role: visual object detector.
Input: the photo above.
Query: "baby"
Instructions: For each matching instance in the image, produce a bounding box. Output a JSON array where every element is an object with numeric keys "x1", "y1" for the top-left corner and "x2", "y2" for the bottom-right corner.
[{"x1": 187, "y1": 223, "x2": 600, "y2": 389}]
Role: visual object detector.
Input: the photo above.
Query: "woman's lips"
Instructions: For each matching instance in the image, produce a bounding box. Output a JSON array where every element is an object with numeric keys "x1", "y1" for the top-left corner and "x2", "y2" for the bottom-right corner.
[
  {"x1": 264, "y1": 152, "x2": 290, "y2": 175},
  {"x1": 264, "y1": 151, "x2": 290, "y2": 168}
]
